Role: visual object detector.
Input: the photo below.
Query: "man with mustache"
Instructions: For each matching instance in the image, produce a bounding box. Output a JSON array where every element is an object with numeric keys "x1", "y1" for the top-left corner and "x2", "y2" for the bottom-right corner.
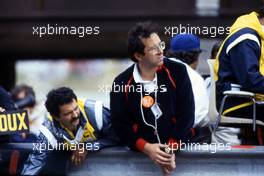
[{"x1": 22, "y1": 87, "x2": 118, "y2": 175}]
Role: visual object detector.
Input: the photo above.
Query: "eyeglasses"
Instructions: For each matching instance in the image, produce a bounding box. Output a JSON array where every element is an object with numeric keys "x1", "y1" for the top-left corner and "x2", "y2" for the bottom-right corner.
[{"x1": 146, "y1": 41, "x2": 166, "y2": 54}]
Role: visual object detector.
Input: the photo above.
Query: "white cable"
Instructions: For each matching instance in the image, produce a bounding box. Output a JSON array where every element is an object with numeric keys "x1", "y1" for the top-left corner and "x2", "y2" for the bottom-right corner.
[{"x1": 140, "y1": 84, "x2": 161, "y2": 144}]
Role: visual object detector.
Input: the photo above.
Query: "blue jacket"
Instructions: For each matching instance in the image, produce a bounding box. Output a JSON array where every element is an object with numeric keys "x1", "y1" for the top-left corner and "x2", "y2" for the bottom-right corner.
[
  {"x1": 215, "y1": 12, "x2": 264, "y2": 114},
  {"x1": 21, "y1": 99, "x2": 118, "y2": 175},
  {"x1": 0, "y1": 86, "x2": 15, "y2": 111}
]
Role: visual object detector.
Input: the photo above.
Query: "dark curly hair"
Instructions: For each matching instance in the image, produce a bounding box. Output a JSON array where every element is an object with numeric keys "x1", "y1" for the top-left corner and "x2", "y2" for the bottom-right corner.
[
  {"x1": 127, "y1": 21, "x2": 159, "y2": 62},
  {"x1": 10, "y1": 84, "x2": 36, "y2": 107},
  {"x1": 166, "y1": 50, "x2": 201, "y2": 65},
  {"x1": 210, "y1": 41, "x2": 222, "y2": 59},
  {"x1": 45, "y1": 87, "x2": 77, "y2": 118}
]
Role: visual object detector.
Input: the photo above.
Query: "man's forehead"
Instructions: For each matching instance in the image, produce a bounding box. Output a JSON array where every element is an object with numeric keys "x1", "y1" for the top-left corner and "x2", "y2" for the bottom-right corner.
[
  {"x1": 59, "y1": 99, "x2": 78, "y2": 113},
  {"x1": 140, "y1": 33, "x2": 160, "y2": 46}
]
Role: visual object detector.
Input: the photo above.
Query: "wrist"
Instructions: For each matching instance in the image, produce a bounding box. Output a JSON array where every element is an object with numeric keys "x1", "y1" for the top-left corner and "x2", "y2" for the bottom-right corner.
[{"x1": 142, "y1": 142, "x2": 151, "y2": 155}]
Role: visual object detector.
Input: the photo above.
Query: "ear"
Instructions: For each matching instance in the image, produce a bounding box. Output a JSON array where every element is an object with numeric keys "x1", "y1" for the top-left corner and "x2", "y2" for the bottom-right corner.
[{"x1": 134, "y1": 52, "x2": 143, "y2": 62}]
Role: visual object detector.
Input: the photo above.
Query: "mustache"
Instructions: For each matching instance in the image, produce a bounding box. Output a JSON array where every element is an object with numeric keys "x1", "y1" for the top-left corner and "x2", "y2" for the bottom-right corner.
[{"x1": 71, "y1": 116, "x2": 80, "y2": 123}]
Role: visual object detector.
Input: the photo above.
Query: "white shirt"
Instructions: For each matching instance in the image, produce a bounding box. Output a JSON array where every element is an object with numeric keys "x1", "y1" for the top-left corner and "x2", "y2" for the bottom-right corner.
[
  {"x1": 169, "y1": 58, "x2": 210, "y2": 127},
  {"x1": 133, "y1": 64, "x2": 157, "y2": 93}
]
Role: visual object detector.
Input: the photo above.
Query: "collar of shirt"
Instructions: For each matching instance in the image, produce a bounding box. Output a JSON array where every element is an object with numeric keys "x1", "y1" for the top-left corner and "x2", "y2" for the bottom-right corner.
[
  {"x1": 133, "y1": 64, "x2": 157, "y2": 93},
  {"x1": 133, "y1": 64, "x2": 157, "y2": 84}
]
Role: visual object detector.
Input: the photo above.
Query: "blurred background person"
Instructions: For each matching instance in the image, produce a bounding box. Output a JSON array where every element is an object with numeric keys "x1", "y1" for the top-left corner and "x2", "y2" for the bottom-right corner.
[
  {"x1": 10, "y1": 84, "x2": 46, "y2": 142},
  {"x1": 0, "y1": 86, "x2": 16, "y2": 143},
  {"x1": 205, "y1": 41, "x2": 222, "y2": 96},
  {"x1": 167, "y1": 33, "x2": 204, "y2": 70},
  {"x1": 213, "y1": 8, "x2": 264, "y2": 145},
  {"x1": 166, "y1": 34, "x2": 210, "y2": 142},
  {"x1": 0, "y1": 85, "x2": 15, "y2": 113}
]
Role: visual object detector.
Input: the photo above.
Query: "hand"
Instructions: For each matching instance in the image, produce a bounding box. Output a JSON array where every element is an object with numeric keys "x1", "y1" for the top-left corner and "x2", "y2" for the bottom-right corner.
[
  {"x1": 0, "y1": 107, "x2": 5, "y2": 112},
  {"x1": 161, "y1": 154, "x2": 176, "y2": 176},
  {"x1": 21, "y1": 133, "x2": 27, "y2": 139},
  {"x1": 71, "y1": 147, "x2": 87, "y2": 166},
  {"x1": 143, "y1": 143, "x2": 174, "y2": 167}
]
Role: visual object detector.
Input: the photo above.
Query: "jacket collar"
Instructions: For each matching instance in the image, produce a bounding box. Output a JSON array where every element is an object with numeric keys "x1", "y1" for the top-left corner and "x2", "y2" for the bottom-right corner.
[{"x1": 133, "y1": 63, "x2": 157, "y2": 84}]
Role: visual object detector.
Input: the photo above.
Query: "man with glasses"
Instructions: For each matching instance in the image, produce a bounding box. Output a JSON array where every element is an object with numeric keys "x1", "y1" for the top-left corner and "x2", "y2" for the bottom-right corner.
[{"x1": 110, "y1": 22, "x2": 194, "y2": 175}]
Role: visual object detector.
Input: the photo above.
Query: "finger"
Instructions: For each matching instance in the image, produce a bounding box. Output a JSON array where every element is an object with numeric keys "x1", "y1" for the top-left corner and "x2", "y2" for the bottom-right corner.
[
  {"x1": 154, "y1": 161, "x2": 159, "y2": 165},
  {"x1": 166, "y1": 162, "x2": 176, "y2": 173},
  {"x1": 156, "y1": 156, "x2": 173, "y2": 166},
  {"x1": 171, "y1": 161, "x2": 176, "y2": 169},
  {"x1": 161, "y1": 169, "x2": 169, "y2": 176},
  {"x1": 71, "y1": 154, "x2": 75, "y2": 162},
  {"x1": 74, "y1": 156, "x2": 79, "y2": 166},
  {"x1": 156, "y1": 159, "x2": 172, "y2": 167},
  {"x1": 157, "y1": 155, "x2": 173, "y2": 163},
  {"x1": 78, "y1": 158, "x2": 82, "y2": 166},
  {"x1": 158, "y1": 144, "x2": 169, "y2": 149},
  {"x1": 172, "y1": 153, "x2": 176, "y2": 159},
  {"x1": 157, "y1": 150, "x2": 173, "y2": 158},
  {"x1": 80, "y1": 151, "x2": 88, "y2": 159},
  {"x1": 82, "y1": 155, "x2": 87, "y2": 161},
  {"x1": 165, "y1": 168, "x2": 170, "y2": 174},
  {"x1": 171, "y1": 154, "x2": 176, "y2": 166},
  {"x1": 164, "y1": 167, "x2": 173, "y2": 176},
  {"x1": 163, "y1": 167, "x2": 171, "y2": 175},
  {"x1": 79, "y1": 157, "x2": 85, "y2": 165}
]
